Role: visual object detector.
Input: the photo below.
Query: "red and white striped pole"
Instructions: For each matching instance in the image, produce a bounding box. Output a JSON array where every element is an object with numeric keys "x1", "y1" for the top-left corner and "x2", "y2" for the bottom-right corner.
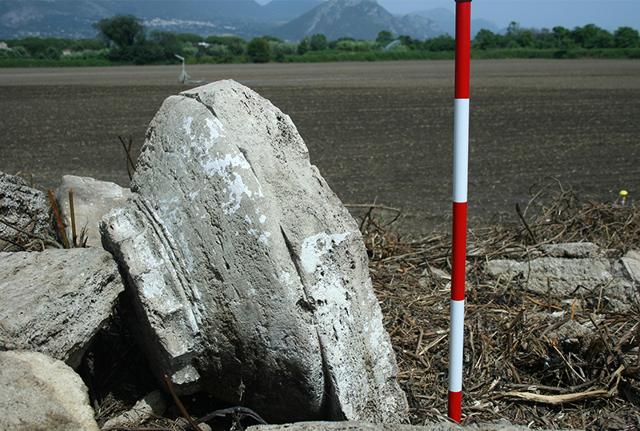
[{"x1": 448, "y1": 0, "x2": 471, "y2": 423}]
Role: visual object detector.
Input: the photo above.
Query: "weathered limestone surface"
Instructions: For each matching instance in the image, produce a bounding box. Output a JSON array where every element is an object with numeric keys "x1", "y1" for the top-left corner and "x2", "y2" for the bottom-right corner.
[
  {"x1": 0, "y1": 351, "x2": 100, "y2": 431},
  {"x1": 0, "y1": 248, "x2": 124, "y2": 368},
  {"x1": 247, "y1": 421, "x2": 531, "y2": 431},
  {"x1": 539, "y1": 242, "x2": 600, "y2": 258},
  {"x1": 0, "y1": 171, "x2": 49, "y2": 248},
  {"x1": 487, "y1": 244, "x2": 639, "y2": 311},
  {"x1": 487, "y1": 257, "x2": 612, "y2": 295},
  {"x1": 56, "y1": 175, "x2": 132, "y2": 248},
  {"x1": 102, "y1": 80, "x2": 407, "y2": 422},
  {"x1": 622, "y1": 250, "x2": 640, "y2": 284}
]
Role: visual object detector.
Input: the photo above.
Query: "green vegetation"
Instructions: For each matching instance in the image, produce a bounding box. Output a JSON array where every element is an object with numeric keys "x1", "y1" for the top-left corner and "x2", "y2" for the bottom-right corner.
[{"x1": 0, "y1": 17, "x2": 638, "y2": 67}]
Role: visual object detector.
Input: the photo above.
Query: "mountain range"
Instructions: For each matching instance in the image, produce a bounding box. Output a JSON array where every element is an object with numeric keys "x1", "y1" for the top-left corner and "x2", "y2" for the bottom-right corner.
[{"x1": 0, "y1": 0, "x2": 498, "y2": 41}]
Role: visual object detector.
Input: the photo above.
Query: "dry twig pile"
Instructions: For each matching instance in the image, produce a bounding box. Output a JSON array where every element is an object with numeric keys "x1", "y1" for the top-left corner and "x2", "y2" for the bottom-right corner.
[{"x1": 366, "y1": 185, "x2": 640, "y2": 429}]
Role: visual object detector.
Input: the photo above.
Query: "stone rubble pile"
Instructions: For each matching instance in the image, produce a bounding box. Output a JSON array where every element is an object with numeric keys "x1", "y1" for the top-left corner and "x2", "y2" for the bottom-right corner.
[
  {"x1": 0, "y1": 80, "x2": 407, "y2": 428},
  {"x1": 0, "y1": 81, "x2": 633, "y2": 430}
]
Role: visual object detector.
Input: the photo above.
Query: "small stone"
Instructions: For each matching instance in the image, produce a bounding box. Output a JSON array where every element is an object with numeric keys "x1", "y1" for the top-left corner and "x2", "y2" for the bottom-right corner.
[
  {"x1": 0, "y1": 351, "x2": 100, "y2": 431},
  {"x1": 622, "y1": 250, "x2": 640, "y2": 283},
  {"x1": 56, "y1": 175, "x2": 132, "y2": 248},
  {"x1": 540, "y1": 242, "x2": 600, "y2": 258},
  {"x1": 0, "y1": 171, "x2": 50, "y2": 250},
  {"x1": 103, "y1": 390, "x2": 167, "y2": 429}
]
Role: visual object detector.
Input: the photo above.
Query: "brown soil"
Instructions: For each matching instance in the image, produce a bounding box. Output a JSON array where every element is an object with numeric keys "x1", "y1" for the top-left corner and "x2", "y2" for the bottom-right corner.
[{"x1": 1, "y1": 60, "x2": 638, "y2": 235}]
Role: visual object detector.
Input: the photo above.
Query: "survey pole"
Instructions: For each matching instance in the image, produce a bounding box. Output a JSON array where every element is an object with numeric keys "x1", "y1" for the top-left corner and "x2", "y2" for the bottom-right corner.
[{"x1": 448, "y1": 0, "x2": 471, "y2": 423}]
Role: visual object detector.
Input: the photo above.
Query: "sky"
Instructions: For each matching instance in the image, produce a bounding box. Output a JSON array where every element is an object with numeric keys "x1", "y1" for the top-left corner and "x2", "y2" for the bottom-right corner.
[{"x1": 258, "y1": 0, "x2": 640, "y2": 31}]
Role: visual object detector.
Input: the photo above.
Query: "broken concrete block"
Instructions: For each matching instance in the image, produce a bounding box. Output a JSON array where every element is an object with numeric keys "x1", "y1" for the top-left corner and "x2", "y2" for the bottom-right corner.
[
  {"x1": 0, "y1": 350, "x2": 100, "y2": 431},
  {"x1": 102, "y1": 80, "x2": 407, "y2": 423},
  {"x1": 0, "y1": 248, "x2": 124, "y2": 368},
  {"x1": 0, "y1": 171, "x2": 50, "y2": 250},
  {"x1": 56, "y1": 175, "x2": 132, "y2": 248}
]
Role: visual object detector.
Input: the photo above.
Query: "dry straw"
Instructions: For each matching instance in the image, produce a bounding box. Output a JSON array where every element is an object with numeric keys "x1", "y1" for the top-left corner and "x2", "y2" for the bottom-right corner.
[{"x1": 365, "y1": 183, "x2": 640, "y2": 428}]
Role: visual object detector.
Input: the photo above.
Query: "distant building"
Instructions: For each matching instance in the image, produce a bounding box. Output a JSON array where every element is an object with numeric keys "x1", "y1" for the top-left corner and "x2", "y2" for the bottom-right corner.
[
  {"x1": 197, "y1": 42, "x2": 211, "y2": 48},
  {"x1": 0, "y1": 42, "x2": 9, "y2": 50},
  {"x1": 62, "y1": 49, "x2": 72, "y2": 56}
]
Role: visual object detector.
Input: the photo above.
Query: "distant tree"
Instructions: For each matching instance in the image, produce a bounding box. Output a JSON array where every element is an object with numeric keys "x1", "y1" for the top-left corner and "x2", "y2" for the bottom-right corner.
[
  {"x1": 552, "y1": 26, "x2": 576, "y2": 49},
  {"x1": 41, "y1": 46, "x2": 62, "y2": 60},
  {"x1": 175, "y1": 33, "x2": 203, "y2": 44},
  {"x1": 150, "y1": 31, "x2": 183, "y2": 59},
  {"x1": 247, "y1": 37, "x2": 271, "y2": 63},
  {"x1": 376, "y1": 30, "x2": 394, "y2": 46},
  {"x1": 424, "y1": 34, "x2": 455, "y2": 51},
  {"x1": 473, "y1": 29, "x2": 500, "y2": 49},
  {"x1": 572, "y1": 24, "x2": 614, "y2": 49},
  {"x1": 309, "y1": 34, "x2": 328, "y2": 51},
  {"x1": 130, "y1": 42, "x2": 166, "y2": 64},
  {"x1": 94, "y1": 15, "x2": 145, "y2": 49},
  {"x1": 297, "y1": 38, "x2": 310, "y2": 55},
  {"x1": 10, "y1": 46, "x2": 28, "y2": 58},
  {"x1": 262, "y1": 35, "x2": 284, "y2": 43},
  {"x1": 398, "y1": 35, "x2": 420, "y2": 50},
  {"x1": 614, "y1": 26, "x2": 640, "y2": 48}
]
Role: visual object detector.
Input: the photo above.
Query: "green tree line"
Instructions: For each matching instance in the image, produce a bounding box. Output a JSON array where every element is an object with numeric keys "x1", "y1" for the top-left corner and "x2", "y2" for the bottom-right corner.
[{"x1": 1, "y1": 16, "x2": 638, "y2": 66}]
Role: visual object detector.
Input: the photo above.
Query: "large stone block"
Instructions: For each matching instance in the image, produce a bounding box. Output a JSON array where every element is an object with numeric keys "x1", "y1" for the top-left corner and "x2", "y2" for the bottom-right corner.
[
  {"x1": 0, "y1": 351, "x2": 100, "y2": 431},
  {"x1": 0, "y1": 248, "x2": 124, "y2": 368},
  {"x1": 102, "y1": 80, "x2": 407, "y2": 423}
]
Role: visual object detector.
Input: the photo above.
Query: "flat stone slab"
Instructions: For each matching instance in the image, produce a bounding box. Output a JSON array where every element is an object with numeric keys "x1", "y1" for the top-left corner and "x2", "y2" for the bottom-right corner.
[
  {"x1": 0, "y1": 248, "x2": 124, "y2": 368},
  {"x1": 0, "y1": 351, "x2": 100, "y2": 431},
  {"x1": 102, "y1": 80, "x2": 407, "y2": 423},
  {"x1": 487, "y1": 257, "x2": 613, "y2": 295},
  {"x1": 56, "y1": 175, "x2": 132, "y2": 248},
  {"x1": 487, "y1": 248, "x2": 639, "y2": 311}
]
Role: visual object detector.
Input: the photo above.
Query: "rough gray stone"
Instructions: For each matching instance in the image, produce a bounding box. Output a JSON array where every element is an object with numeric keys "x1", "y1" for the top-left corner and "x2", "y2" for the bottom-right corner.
[
  {"x1": 247, "y1": 421, "x2": 531, "y2": 431},
  {"x1": 103, "y1": 390, "x2": 167, "y2": 429},
  {"x1": 56, "y1": 175, "x2": 132, "y2": 248},
  {"x1": 0, "y1": 248, "x2": 124, "y2": 368},
  {"x1": 622, "y1": 250, "x2": 640, "y2": 284},
  {"x1": 0, "y1": 350, "x2": 100, "y2": 431},
  {"x1": 487, "y1": 257, "x2": 612, "y2": 295},
  {"x1": 0, "y1": 171, "x2": 50, "y2": 249},
  {"x1": 540, "y1": 242, "x2": 600, "y2": 258},
  {"x1": 101, "y1": 80, "x2": 407, "y2": 423},
  {"x1": 487, "y1": 252, "x2": 639, "y2": 312}
]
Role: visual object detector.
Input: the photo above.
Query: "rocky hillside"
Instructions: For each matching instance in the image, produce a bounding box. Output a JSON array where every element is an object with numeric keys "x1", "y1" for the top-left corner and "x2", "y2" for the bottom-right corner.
[{"x1": 275, "y1": 0, "x2": 440, "y2": 41}]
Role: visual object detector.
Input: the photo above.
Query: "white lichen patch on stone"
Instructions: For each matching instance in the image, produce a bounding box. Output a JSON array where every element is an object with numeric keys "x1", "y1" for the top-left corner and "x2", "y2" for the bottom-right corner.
[
  {"x1": 205, "y1": 117, "x2": 225, "y2": 141},
  {"x1": 183, "y1": 116, "x2": 194, "y2": 137},
  {"x1": 258, "y1": 231, "x2": 271, "y2": 246},
  {"x1": 200, "y1": 153, "x2": 258, "y2": 215},
  {"x1": 300, "y1": 232, "x2": 351, "y2": 274}
]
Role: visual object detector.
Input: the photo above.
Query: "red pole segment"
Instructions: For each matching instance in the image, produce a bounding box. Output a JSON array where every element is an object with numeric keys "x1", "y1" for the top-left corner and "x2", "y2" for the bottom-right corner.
[{"x1": 449, "y1": 0, "x2": 471, "y2": 423}]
